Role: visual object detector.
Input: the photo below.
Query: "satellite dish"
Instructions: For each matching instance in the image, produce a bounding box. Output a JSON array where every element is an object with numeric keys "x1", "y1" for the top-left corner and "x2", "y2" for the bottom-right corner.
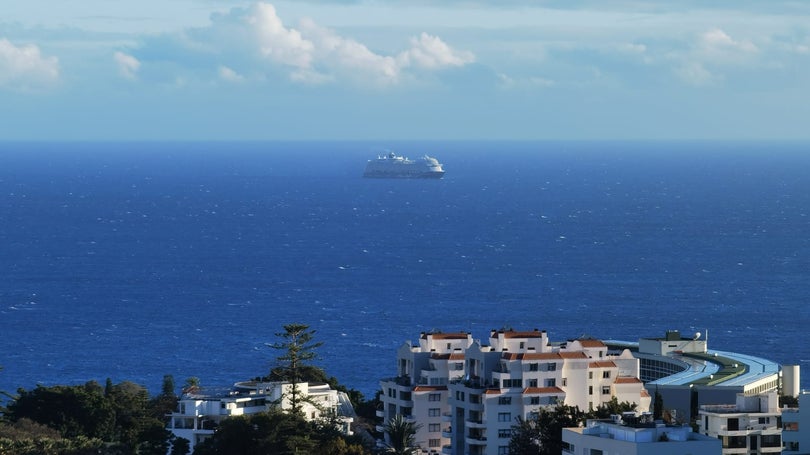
[{"x1": 694, "y1": 332, "x2": 701, "y2": 340}]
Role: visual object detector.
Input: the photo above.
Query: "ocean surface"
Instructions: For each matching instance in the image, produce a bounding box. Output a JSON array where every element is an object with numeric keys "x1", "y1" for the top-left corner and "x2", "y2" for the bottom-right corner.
[{"x1": 1, "y1": 140, "x2": 809, "y2": 399}]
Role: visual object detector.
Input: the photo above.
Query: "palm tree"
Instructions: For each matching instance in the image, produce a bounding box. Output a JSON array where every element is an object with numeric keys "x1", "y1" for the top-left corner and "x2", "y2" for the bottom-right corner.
[{"x1": 382, "y1": 414, "x2": 422, "y2": 455}]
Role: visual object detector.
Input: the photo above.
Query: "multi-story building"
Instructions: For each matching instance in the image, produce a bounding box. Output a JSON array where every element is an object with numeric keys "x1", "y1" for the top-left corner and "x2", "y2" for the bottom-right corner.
[
  {"x1": 445, "y1": 329, "x2": 650, "y2": 455},
  {"x1": 168, "y1": 381, "x2": 354, "y2": 452},
  {"x1": 609, "y1": 330, "x2": 792, "y2": 423},
  {"x1": 782, "y1": 390, "x2": 810, "y2": 454},
  {"x1": 697, "y1": 391, "x2": 782, "y2": 454},
  {"x1": 378, "y1": 331, "x2": 475, "y2": 453},
  {"x1": 563, "y1": 414, "x2": 722, "y2": 455}
]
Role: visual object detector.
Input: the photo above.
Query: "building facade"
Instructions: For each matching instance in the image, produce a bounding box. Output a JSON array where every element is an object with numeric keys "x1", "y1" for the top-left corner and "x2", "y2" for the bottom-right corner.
[
  {"x1": 377, "y1": 331, "x2": 475, "y2": 453},
  {"x1": 697, "y1": 392, "x2": 782, "y2": 454},
  {"x1": 782, "y1": 391, "x2": 810, "y2": 454},
  {"x1": 445, "y1": 329, "x2": 651, "y2": 455},
  {"x1": 168, "y1": 381, "x2": 354, "y2": 451}
]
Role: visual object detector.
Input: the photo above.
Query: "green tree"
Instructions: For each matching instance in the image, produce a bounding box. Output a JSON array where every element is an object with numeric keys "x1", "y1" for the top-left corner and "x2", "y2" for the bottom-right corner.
[
  {"x1": 381, "y1": 414, "x2": 421, "y2": 455},
  {"x1": 169, "y1": 436, "x2": 191, "y2": 455},
  {"x1": 508, "y1": 416, "x2": 541, "y2": 454},
  {"x1": 267, "y1": 323, "x2": 324, "y2": 414},
  {"x1": 149, "y1": 375, "x2": 179, "y2": 422},
  {"x1": 7, "y1": 381, "x2": 115, "y2": 440},
  {"x1": 509, "y1": 404, "x2": 586, "y2": 455},
  {"x1": 588, "y1": 397, "x2": 637, "y2": 419},
  {"x1": 653, "y1": 387, "x2": 664, "y2": 419}
]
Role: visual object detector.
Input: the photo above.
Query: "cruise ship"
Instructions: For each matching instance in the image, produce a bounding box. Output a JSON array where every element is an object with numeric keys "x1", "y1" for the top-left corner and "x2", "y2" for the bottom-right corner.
[{"x1": 363, "y1": 152, "x2": 445, "y2": 179}]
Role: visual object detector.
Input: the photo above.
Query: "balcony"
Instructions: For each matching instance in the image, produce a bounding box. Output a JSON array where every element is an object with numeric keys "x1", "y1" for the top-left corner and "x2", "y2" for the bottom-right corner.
[
  {"x1": 465, "y1": 436, "x2": 487, "y2": 445},
  {"x1": 376, "y1": 409, "x2": 384, "y2": 418},
  {"x1": 442, "y1": 412, "x2": 452, "y2": 422},
  {"x1": 441, "y1": 445, "x2": 453, "y2": 455},
  {"x1": 441, "y1": 428, "x2": 452, "y2": 438},
  {"x1": 465, "y1": 419, "x2": 486, "y2": 428}
]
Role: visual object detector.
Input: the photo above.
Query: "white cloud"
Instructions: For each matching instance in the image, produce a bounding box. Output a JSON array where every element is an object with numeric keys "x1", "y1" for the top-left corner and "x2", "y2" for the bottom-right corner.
[
  {"x1": 397, "y1": 33, "x2": 476, "y2": 70},
  {"x1": 241, "y1": 3, "x2": 474, "y2": 85},
  {"x1": 0, "y1": 38, "x2": 59, "y2": 91},
  {"x1": 114, "y1": 51, "x2": 140, "y2": 79},
  {"x1": 218, "y1": 65, "x2": 245, "y2": 82},
  {"x1": 250, "y1": 3, "x2": 314, "y2": 69},
  {"x1": 700, "y1": 28, "x2": 758, "y2": 55},
  {"x1": 676, "y1": 61, "x2": 720, "y2": 86},
  {"x1": 74, "y1": 2, "x2": 476, "y2": 88}
]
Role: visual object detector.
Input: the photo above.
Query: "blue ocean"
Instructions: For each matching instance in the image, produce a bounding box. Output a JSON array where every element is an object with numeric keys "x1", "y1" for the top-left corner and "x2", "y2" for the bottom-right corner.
[{"x1": 1, "y1": 141, "x2": 809, "y2": 399}]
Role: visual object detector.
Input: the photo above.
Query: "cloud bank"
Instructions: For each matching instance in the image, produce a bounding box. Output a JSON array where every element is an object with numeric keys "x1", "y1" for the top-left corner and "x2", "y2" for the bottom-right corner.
[
  {"x1": 0, "y1": 38, "x2": 60, "y2": 91},
  {"x1": 130, "y1": 2, "x2": 475, "y2": 87}
]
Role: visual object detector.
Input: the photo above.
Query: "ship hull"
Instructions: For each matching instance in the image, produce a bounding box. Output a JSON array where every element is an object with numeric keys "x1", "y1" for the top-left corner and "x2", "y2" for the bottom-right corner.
[{"x1": 363, "y1": 171, "x2": 445, "y2": 179}]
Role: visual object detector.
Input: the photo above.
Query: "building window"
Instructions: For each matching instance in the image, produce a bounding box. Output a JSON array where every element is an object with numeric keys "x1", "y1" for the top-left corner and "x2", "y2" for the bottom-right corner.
[
  {"x1": 429, "y1": 439, "x2": 441, "y2": 448},
  {"x1": 545, "y1": 379, "x2": 556, "y2": 387},
  {"x1": 520, "y1": 342, "x2": 525, "y2": 349},
  {"x1": 528, "y1": 379, "x2": 538, "y2": 387},
  {"x1": 784, "y1": 422, "x2": 799, "y2": 431},
  {"x1": 498, "y1": 447, "x2": 509, "y2": 455},
  {"x1": 588, "y1": 386, "x2": 593, "y2": 395},
  {"x1": 429, "y1": 423, "x2": 440, "y2": 432},
  {"x1": 530, "y1": 397, "x2": 540, "y2": 405},
  {"x1": 562, "y1": 378, "x2": 567, "y2": 387},
  {"x1": 529, "y1": 363, "x2": 539, "y2": 371},
  {"x1": 589, "y1": 372, "x2": 593, "y2": 379},
  {"x1": 429, "y1": 393, "x2": 441, "y2": 402},
  {"x1": 547, "y1": 362, "x2": 557, "y2": 371},
  {"x1": 454, "y1": 362, "x2": 463, "y2": 370},
  {"x1": 498, "y1": 412, "x2": 512, "y2": 422},
  {"x1": 428, "y1": 408, "x2": 440, "y2": 417},
  {"x1": 499, "y1": 396, "x2": 511, "y2": 405},
  {"x1": 498, "y1": 429, "x2": 512, "y2": 438},
  {"x1": 759, "y1": 417, "x2": 769, "y2": 424},
  {"x1": 602, "y1": 386, "x2": 610, "y2": 394},
  {"x1": 602, "y1": 371, "x2": 610, "y2": 379}
]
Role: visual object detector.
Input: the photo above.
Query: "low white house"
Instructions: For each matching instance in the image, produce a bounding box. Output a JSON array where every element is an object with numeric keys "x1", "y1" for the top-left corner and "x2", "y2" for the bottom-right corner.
[
  {"x1": 168, "y1": 381, "x2": 354, "y2": 451},
  {"x1": 563, "y1": 414, "x2": 722, "y2": 455}
]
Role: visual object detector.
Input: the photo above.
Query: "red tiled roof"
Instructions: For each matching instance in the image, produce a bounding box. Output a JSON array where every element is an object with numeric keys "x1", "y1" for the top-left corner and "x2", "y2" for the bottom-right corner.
[
  {"x1": 430, "y1": 352, "x2": 465, "y2": 360},
  {"x1": 576, "y1": 339, "x2": 606, "y2": 348},
  {"x1": 559, "y1": 351, "x2": 589, "y2": 359},
  {"x1": 484, "y1": 389, "x2": 503, "y2": 395},
  {"x1": 589, "y1": 361, "x2": 617, "y2": 368},
  {"x1": 614, "y1": 377, "x2": 642, "y2": 384},
  {"x1": 414, "y1": 386, "x2": 448, "y2": 392}
]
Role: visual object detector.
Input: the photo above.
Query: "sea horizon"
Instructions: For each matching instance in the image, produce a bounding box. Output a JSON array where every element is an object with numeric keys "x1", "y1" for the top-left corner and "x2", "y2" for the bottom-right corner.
[{"x1": 1, "y1": 140, "x2": 809, "y2": 398}]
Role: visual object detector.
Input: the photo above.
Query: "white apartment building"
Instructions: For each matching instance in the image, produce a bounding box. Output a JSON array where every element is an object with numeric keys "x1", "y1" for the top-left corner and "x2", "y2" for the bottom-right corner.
[
  {"x1": 782, "y1": 391, "x2": 810, "y2": 454},
  {"x1": 445, "y1": 329, "x2": 651, "y2": 455},
  {"x1": 563, "y1": 414, "x2": 722, "y2": 455},
  {"x1": 378, "y1": 331, "x2": 475, "y2": 454},
  {"x1": 378, "y1": 329, "x2": 651, "y2": 455},
  {"x1": 697, "y1": 392, "x2": 782, "y2": 454},
  {"x1": 168, "y1": 381, "x2": 354, "y2": 452}
]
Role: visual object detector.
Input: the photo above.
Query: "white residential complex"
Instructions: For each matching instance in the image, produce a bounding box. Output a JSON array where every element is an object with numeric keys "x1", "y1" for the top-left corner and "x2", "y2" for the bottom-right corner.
[
  {"x1": 168, "y1": 381, "x2": 354, "y2": 451},
  {"x1": 379, "y1": 329, "x2": 651, "y2": 455}
]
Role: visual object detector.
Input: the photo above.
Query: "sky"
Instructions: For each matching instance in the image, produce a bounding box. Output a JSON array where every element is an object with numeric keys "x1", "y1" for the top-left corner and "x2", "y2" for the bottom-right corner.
[{"x1": 1, "y1": 0, "x2": 809, "y2": 141}]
